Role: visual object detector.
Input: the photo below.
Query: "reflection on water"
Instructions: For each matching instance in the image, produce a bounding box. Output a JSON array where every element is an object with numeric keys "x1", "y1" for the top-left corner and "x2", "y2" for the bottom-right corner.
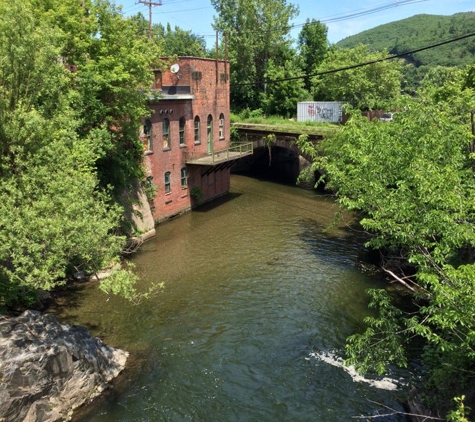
[{"x1": 51, "y1": 175, "x2": 411, "y2": 422}]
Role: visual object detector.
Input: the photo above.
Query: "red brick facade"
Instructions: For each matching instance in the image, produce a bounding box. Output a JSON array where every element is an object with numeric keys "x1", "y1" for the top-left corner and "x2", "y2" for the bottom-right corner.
[{"x1": 141, "y1": 57, "x2": 231, "y2": 223}]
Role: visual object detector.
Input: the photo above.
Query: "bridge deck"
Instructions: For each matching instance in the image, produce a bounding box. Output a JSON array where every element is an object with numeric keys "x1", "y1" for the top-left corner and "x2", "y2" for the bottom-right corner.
[
  {"x1": 232, "y1": 122, "x2": 331, "y2": 141},
  {"x1": 185, "y1": 142, "x2": 253, "y2": 166}
]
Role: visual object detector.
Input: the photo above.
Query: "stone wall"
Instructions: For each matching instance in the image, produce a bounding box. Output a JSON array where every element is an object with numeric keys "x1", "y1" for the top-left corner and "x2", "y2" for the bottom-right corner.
[{"x1": 120, "y1": 178, "x2": 156, "y2": 240}]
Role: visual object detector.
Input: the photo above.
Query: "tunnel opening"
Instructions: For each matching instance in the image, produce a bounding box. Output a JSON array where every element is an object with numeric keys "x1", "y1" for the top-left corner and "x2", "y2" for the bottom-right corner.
[{"x1": 232, "y1": 146, "x2": 300, "y2": 186}]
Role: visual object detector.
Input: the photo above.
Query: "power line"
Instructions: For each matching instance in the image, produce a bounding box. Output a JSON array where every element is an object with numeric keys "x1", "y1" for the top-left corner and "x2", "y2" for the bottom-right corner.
[
  {"x1": 232, "y1": 31, "x2": 475, "y2": 87},
  {"x1": 138, "y1": 0, "x2": 163, "y2": 39},
  {"x1": 124, "y1": 0, "x2": 428, "y2": 41},
  {"x1": 291, "y1": 0, "x2": 429, "y2": 28},
  {"x1": 266, "y1": 0, "x2": 429, "y2": 39}
]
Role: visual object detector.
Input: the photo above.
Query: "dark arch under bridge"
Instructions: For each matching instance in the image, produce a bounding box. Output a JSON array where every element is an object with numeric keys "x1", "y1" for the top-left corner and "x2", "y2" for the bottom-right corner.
[{"x1": 231, "y1": 123, "x2": 326, "y2": 187}]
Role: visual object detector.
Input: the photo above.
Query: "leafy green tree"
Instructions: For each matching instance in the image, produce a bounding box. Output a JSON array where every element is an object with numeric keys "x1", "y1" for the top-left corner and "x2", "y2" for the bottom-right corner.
[
  {"x1": 129, "y1": 12, "x2": 151, "y2": 38},
  {"x1": 155, "y1": 23, "x2": 208, "y2": 57},
  {"x1": 36, "y1": 0, "x2": 162, "y2": 194},
  {"x1": 0, "y1": 0, "x2": 157, "y2": 308},
  {"x1": 261, "y1": 58, "x2": 309, "y2": 117},
  {"x1": 211, "y1": 0, "x2": 298, "y2": 111},
  {"x1": 297, "y1": 19, "x2": 328, "y2": 91},
  {"x1": 311, "y1": 44, "x2": 403, "y2": 110},
  {"x1": 299, "y1": 65, "x2": 475, "y2": 416},
  {"x1": 420, "y1": 65, "x2": 460, "y2": 90}
]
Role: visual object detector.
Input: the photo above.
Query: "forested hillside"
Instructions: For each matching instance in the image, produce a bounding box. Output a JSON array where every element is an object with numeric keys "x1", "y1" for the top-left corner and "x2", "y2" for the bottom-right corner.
[{"x1": 335, "y1": 12, "x2": 475, "y2": 91}]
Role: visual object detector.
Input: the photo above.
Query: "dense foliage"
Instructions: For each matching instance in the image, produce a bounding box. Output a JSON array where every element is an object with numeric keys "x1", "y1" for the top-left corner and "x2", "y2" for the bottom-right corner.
[
  {"x1": 297, "y1": 19, "x2": 328, "y2": 91},
  {"x1": 336, "y1": 12, "x2": 475, "y2": 93},
  {"x1": 130, "y1": 12, "x2": 211, "y2": 57},
  {"x1": 155, "y1": 23, "x2": 209, "y2": 57},
  {"x1": 0, "y1": 0, "x2": 160, "y2": 309},
  {"x1": 127, "y1": 8, "x2": 475, "y2": 117},
  {"x1": 299, "y1": 65, "x2": 475, "y2": 418},
  {"x1": 261, "y1": 58, "x2": 309, "y2": 117},
  {"x1": 210, "y1": 0, "x2": 406, "y2": 116},
  {"x1": 53, "y1": 0, "x2": 161, "y2": 193},
  {"x1": 312, "y1": 44, "x2": 403, "y2": 110},
  {"x1": 211, "y1": 0, "x2": 299, "y2": 111}
]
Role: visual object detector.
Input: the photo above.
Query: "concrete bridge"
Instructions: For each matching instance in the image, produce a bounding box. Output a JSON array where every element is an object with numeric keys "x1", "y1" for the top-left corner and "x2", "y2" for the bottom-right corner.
[{"x1": 231, "y1": 123, "x2": 327, "y2": 188}]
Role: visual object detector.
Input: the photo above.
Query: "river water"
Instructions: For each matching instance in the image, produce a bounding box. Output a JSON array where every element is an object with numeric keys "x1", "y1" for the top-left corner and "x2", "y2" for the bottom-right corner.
[{"x1": 52, "y1": 175, "x2": 413, "y2": 421}]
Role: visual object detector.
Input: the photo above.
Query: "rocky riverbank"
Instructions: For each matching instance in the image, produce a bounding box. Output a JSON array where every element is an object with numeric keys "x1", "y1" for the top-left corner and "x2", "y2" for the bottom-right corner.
[{"x1": 0, "y1": 310, "x2": 128, "y2": 422}]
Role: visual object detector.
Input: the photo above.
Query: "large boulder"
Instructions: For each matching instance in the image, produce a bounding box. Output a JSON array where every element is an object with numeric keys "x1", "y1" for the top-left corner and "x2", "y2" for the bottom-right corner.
[{"x1": 0, "y1": 310, "x2": 128, "y2": 422}]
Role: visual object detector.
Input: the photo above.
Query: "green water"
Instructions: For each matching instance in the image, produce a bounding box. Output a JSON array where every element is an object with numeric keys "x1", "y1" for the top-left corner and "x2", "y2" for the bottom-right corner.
[{"x1": 52, "y1": 175, "x2": 412, "y2": 421}]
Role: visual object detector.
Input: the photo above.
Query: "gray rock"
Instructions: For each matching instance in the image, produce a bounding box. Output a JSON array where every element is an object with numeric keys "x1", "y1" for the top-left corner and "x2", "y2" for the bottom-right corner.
[{"x1": 0, "y1": 310, "x2": 128, "y2": 422}]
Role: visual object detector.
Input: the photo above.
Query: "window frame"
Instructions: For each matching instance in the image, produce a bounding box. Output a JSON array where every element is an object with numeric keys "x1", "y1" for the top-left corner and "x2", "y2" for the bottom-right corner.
[
  {"x1": 144, "y1": 119, "x2": 153, "y2": 151},
  {"x1": 180, "y1": 167, "x2": 187, "y2": 189},
  {"x1": 153, "y1": 71, "x2": 162, "y2": 89},
  {"x1": 194, "y1": 116, "x2": 200, "y2": 144},
  {"x1": 164, "y1": 171, "x2": 171, "y2": 194},
  {"x1": 162, "y1": 118, "x2": 170, "y2": 149},
  {"x1": 207, "y1": 114, "x2": 213, "y2": 144},
  {"x1": 179, "y1": 117, "x2": 186, "y2": 146},
  {"x1": 218, "y1": 113, "x2": 225, "y2": 140}
]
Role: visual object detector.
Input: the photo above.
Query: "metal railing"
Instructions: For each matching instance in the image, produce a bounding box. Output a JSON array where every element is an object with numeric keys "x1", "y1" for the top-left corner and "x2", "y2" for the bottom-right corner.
[{"x1": 184, "y1": 142, "x2": 253, "y2": 165}]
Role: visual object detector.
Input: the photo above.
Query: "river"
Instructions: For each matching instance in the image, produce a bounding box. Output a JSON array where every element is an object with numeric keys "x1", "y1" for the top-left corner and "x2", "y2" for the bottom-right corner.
[{"x1": 52, "y1": 174, "x2": 413, "y2": 421}]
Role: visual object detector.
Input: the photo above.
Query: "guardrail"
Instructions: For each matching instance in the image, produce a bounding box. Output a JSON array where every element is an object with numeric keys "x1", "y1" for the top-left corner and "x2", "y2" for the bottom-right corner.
[{"x1": 184, "y1": 142, "x2": 253, "y2": 165}]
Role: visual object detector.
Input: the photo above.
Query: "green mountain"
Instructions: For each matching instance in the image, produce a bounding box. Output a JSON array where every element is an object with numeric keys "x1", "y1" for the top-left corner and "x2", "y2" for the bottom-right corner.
[
  {"x1": 335, "y1": 12, "x2": 475, "y2": 91},
  {"x1": 336, "y1": 12, "x2": 475, "y2": 67}
]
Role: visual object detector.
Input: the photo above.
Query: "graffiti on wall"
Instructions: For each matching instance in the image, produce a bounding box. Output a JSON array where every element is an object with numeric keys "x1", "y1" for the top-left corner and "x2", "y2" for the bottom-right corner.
[{"x1": 307, "y1": 104, "x2": 335, "y2": 121}]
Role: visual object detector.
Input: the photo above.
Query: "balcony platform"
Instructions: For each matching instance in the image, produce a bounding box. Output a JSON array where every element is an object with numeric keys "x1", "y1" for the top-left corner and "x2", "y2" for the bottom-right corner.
[{"x1": 184, "y1": 143, "x2": 253, "y2": 166}]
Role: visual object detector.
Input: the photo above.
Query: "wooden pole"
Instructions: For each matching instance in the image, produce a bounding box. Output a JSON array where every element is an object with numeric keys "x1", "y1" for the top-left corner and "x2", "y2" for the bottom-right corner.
[{"x1": 138, "y1": 0, "x2": 163, "y2": 40}]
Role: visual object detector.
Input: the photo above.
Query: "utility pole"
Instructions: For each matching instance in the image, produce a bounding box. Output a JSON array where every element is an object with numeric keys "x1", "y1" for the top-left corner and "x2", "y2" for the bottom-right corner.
[{"x1": 138, "y1": 0, "x2": 163, "y2": 40}]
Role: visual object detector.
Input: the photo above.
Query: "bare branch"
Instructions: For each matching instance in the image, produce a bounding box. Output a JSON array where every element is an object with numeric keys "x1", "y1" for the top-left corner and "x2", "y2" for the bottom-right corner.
[
  {"x1": 122, "y1": 236, "x2": 144, "y2": 255},
  {"x1": 352, "y1": 400, "x2": 444, "y2": 421},
  {"x1": 381, "y1": 266, "x2": 417, "y2": 292}
]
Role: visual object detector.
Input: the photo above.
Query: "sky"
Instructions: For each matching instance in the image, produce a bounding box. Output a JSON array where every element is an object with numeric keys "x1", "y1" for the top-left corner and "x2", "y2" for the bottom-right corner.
[{"x1": 117, "y1": 0, "x2": 475, "y2": 48}]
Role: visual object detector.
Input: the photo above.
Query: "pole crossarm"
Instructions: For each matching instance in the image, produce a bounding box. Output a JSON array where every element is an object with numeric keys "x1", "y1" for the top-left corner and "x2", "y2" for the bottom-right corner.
[{"x1": 138, "y1": 0, "x2": 163, "y2": 39}]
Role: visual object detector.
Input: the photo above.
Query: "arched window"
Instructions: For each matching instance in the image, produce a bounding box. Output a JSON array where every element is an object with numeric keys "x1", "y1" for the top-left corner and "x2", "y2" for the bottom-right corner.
[
  {"x1": 180, "y1": 167, "x2": 187, "y2": 188},
  {"x1": 162, "y1": 118, "x2": 170, "y2": 149},
  {"x1": 207, "y1": 115, "x2": 213, "y2": 144},
  {"x1": 194, "y1": 116, "x2": 200, "y2": 144},
  {"x1": 179, "y1": 117, "x2": 186, "y2": 146},
  {"x1": 143, "y1": 119, "x2": 152, "y2": 151},
  {"x1": 164, "y1": 171, "x2": 171, "y2": 193},
  {"x1": 218, "y1": 113, "x2": 225, "y2": 140}
]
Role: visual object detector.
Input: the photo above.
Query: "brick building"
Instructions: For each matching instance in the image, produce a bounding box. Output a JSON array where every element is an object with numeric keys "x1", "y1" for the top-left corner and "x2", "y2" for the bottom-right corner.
[{"x1": 141, "y1": 56, "x2": 252, "y2": 223}]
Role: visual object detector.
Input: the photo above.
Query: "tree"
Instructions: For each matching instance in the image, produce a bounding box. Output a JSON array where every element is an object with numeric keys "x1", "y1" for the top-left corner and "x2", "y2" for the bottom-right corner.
[
  {"x1": 261, "y1": 58, "x2": 309, "y2": 117},
  {"x1": 211, "y1": 0, "x2": 298, "y2": 111},
  {"x1": 129, "y1": 12, "x2": 151, "y2": 38},
  {"x1": 420, "y1": 65, "x2": 460, "y2": 90},
  {"x1": 311, "y1": 44, "x2": 403, "y2": 110},
  {"x1": 0, "y1": 0, "x2": 158, "y2": 308},
  {"x1": 35, "y1": 0, "x2": 162, "y2": 194},
  {"x1": 297, "y1": 19, "x2": 328, "y2": 91},
  {"x1": 155, "y1": 23, "x2": 208, "y2": 57},
  {"x1": 298, "y1": 65, "x2": 475, "y2": 417}
]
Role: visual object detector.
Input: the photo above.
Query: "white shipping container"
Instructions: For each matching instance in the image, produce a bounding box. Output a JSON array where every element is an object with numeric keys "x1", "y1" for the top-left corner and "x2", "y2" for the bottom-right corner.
[{"x1": 297, "y1": 101, "x2": 347, "y2": 123}]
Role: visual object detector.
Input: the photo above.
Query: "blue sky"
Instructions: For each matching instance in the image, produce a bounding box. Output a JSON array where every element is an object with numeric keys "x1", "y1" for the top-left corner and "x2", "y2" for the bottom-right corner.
[{"x1": 117, "y1": 0, "x2": 475, "y2": 47}]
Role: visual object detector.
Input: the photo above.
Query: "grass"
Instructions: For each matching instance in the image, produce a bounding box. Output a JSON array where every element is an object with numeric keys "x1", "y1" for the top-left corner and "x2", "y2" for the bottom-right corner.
[{"x1": 230, "y1": 111, "x2": 340, "y2": 137}]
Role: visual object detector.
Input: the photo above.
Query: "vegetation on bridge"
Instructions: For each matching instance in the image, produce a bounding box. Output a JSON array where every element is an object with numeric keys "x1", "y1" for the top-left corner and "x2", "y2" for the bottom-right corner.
[{"x1": 231, "y1": 110, "x2": 339, "y2": 138}]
